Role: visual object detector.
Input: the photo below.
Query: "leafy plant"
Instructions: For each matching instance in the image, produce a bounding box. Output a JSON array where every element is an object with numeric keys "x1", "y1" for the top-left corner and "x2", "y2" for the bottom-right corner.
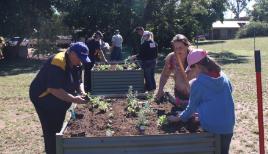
[
  {"x1": 98, "y1": 100, "x2": 109, "y2": 112},
  {"x1": 136, "y1": 109, "x2": 148, "y2": 128},
  {"x1": 114, "y1": 64, "x2": 124, "y2": 70},
  {"x1": 126, "y1": 86, "x2": 140, "y2": 116},
  {"x1": 90, "y1": 96, "x2": 101, "y2": 108},
  {"x1": 157, "y1": 115, "x2": 168, "y2": 127},
  {"x1": 146, "y1": 92, "x2": 154, "y2": 102},
  {"x1": 96, "y1": 64, "x2": 110, "y2": 71},
  {"x1": 93, "y1": 63, "x2": 138, "y2": 71}
]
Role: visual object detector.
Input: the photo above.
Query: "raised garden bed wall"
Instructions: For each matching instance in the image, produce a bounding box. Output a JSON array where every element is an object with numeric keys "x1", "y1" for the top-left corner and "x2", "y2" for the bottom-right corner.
[
  {"x1": 56, "y1": 132, "x2": 220, "y2": 154},
  {"x1": 91, "y1": 70, "x2": 144, "y2": 95}
]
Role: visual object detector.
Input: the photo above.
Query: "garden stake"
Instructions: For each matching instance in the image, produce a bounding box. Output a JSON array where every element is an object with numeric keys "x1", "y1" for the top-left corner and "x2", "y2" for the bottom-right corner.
[{"x1": 254, "y1": 49, "x2": 265, "y2": 154}]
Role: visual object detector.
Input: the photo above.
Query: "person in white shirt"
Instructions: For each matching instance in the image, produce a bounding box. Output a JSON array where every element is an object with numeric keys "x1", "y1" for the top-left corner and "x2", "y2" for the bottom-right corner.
[{"x1": 110, "y1": 29, "x2": 123, "y2": 61}]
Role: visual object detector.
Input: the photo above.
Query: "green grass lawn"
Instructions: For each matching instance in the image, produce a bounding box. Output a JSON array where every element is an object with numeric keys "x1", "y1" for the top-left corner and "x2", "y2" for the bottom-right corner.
[{"x1": 0, "y1": 37, "x2": 267, "y2": 153}]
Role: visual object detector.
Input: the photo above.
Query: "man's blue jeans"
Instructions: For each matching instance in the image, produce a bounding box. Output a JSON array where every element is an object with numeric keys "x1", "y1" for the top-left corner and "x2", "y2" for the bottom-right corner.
[{"x1": 141, "y1": 59, "x2": 156, "y2": 91}]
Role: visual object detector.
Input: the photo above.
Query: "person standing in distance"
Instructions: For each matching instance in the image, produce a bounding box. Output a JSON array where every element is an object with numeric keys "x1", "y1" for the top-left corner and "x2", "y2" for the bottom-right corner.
[{"x1": 110, "y1": 29, "x2": 123, "y2": 61}]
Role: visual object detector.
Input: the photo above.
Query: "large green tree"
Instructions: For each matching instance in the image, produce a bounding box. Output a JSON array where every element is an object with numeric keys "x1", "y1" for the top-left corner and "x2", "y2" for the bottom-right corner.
[
  {"x1": 142, "y1": 0, "x2": 226, "y2": 48},
  {"x1": 227, "y1": 0, "x2": 251, "y2": 19},
  {"x1": 251, "y1": 0, "x2": 268, "y2": 21},
  {"x1": 0, "y1": 0, "x2": 59, "y2": 37}
]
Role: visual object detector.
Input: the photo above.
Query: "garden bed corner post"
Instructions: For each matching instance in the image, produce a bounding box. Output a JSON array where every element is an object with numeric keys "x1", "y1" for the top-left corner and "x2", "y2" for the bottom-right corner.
[{"x1": 56, "y1": 133, "x2": 64, "y2": 154}]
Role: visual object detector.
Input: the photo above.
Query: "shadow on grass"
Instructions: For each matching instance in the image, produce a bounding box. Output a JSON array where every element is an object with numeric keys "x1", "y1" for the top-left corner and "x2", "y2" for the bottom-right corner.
[
  {"x1": 0, "y1": 58, "x2": 45, "y2": 76},
  {"x1": 209, "y1": 51, "x2": 249, "y2": 65}
]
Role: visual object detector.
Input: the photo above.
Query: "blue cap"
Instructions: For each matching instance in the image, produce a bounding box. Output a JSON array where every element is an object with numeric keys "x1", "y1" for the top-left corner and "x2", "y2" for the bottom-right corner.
[{"x1": 69, "y1": 42, "x2": 91, "y2": 63}]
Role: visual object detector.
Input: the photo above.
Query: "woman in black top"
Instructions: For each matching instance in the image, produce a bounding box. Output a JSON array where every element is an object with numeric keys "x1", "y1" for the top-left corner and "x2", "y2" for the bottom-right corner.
[{"x1": 132, "y1": 31, "x2": 158, "y2": 92}]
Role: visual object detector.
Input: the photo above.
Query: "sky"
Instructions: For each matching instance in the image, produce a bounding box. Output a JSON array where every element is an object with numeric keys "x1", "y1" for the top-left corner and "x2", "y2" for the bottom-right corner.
[{"x1": 224, "y1": 0, "x2": 256, "y2": 19}]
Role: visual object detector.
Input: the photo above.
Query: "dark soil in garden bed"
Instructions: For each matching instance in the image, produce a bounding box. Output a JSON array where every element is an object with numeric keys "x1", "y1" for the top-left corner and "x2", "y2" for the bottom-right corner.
[{"x1": 64, "y1": 98, "x2": 202, "y2": 137}]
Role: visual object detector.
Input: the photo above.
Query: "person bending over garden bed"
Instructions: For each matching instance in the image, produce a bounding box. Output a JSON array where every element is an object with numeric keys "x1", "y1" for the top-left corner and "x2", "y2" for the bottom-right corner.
[
  {"x1": 168, "y1": 49, "x2": 235, "y2": 154},
  {"x1": 29, "y1": 42, "x2": 90, "y2": 154}
]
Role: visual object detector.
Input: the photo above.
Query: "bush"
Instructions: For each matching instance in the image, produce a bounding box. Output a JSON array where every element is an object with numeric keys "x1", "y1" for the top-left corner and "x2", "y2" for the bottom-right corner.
[{"x1": 236, "y1": 22, "x2": 268, "y2": 38}]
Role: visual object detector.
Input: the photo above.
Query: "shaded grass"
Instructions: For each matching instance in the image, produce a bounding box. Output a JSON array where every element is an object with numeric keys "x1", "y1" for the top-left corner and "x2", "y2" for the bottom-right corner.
[{"x1": 0, "y1": 58, "x2": 44, "y2": 76}]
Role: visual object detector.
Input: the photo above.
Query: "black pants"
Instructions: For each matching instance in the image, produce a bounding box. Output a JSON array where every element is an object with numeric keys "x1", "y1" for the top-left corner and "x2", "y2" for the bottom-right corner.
[
  {"x1": 220, "y1": 133, "x2": 233, "y2": 154},
  {"x1": 30, "y1": 94, "x2": 71, "y2": 154},
  {"x1": 141, "y1": 59, "x2": 156, "y2": 91},
  {"x1": 84, "y1": 62, "x2": 94, "y2": 93}
]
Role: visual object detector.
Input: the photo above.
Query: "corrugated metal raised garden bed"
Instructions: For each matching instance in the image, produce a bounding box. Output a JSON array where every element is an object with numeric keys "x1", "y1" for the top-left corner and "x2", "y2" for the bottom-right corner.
[
  {"x1": 56, "y1": 90, "x2": 220, "y2": 154},
  {"x1": 91, "y1": 63, "x2": 144, "y2": 95}
]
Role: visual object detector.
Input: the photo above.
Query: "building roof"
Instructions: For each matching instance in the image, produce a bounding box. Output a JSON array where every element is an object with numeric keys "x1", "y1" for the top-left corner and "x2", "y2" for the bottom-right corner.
[{"x1": 212, "y1": 21, "x2": 242, "y2": 29}]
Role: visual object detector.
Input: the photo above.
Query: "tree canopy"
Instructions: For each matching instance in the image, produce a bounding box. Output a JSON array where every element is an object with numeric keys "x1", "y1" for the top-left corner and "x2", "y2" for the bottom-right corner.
[
  {"x1": 251, "y1": 0, "x2": 268, "y2": 22},
  {"x1": 227, "y1": 0, "x2": 251, "y2": 19},
  {"x1": 0, "y1": 0, "x2": 227, "y2": 49}
]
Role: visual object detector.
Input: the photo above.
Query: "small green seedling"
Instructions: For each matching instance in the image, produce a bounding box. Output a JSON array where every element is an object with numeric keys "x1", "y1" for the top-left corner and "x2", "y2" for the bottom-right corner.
[
  {"x1": 157, "y1": 115, "x2": 168, "y2": 127},
  {"x1": 98, "y1": 101, "x2": 109, "y2": 112},
  {"x1": 126, "y1": 86, "x2": 140, "y2": 116}
]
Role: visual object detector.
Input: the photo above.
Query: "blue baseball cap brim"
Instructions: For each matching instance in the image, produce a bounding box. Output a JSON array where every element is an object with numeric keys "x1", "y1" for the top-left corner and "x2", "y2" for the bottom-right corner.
[
  {"x1": 69, "y1": 42, "x2": 91, "y2": 63},
  {"x1": 76, "y1": 52, "x2": 91, "y2": 63}
]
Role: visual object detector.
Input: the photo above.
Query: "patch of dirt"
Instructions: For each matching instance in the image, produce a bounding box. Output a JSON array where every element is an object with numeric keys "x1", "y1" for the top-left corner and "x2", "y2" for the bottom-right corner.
[
  {"x1": 64, "y1": 98, "x2": 201, "y2": 137},
  {"x1": 0, "y1": 120, "x2": 5, "y2": 130}
]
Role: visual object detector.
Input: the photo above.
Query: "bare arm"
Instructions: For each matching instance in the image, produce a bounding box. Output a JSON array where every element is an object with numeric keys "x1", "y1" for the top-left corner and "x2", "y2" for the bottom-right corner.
[
  {"x1": 156, "y1": 58, "x2": 172, "y2": 99},
  {"x1": 79, "y1": 83, "x2": 86, "y2": 96},
  {"x1": 97, "y1": 49, "x2": 108, "y2": 63},
  {"x1": 47, "y1": 88, "x2": 87, "y2": 104}
]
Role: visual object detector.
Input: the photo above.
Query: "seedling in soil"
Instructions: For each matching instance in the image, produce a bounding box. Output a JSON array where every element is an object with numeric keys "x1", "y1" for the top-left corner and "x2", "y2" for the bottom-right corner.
[
  {"x1": 146, "y1": 92, "x2": 154, "y2": 102},
  {"x1": 157, "y1": 115, "x2": 168, "y2": 127},
  {"x1": 90, "y1": 96, "x2": 102, "y2": 108},
  {"x1": 98, "y1": 101, "x2": 109, "y2": 113},
  {"x1": 126, "y1": 86, "x2": 140, "y2": 116},
  {"x1": 106, "y1": 129, "x2": 115, "y2": 137},
  {"x1": 108, "y1": 112, "x2": 114, "y2": 118},
  {"x1": 136, "y1": 109, "x2": 148, "y2": 130}
]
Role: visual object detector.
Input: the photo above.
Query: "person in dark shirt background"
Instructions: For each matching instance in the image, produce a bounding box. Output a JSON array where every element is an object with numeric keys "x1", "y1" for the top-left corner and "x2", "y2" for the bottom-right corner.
[
  {"x1": 84, "y1": 31, "x2": 108, "y2": 92},
  {"x1": 131, "y1": 31, "x2": 158, "y2": 92}
]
